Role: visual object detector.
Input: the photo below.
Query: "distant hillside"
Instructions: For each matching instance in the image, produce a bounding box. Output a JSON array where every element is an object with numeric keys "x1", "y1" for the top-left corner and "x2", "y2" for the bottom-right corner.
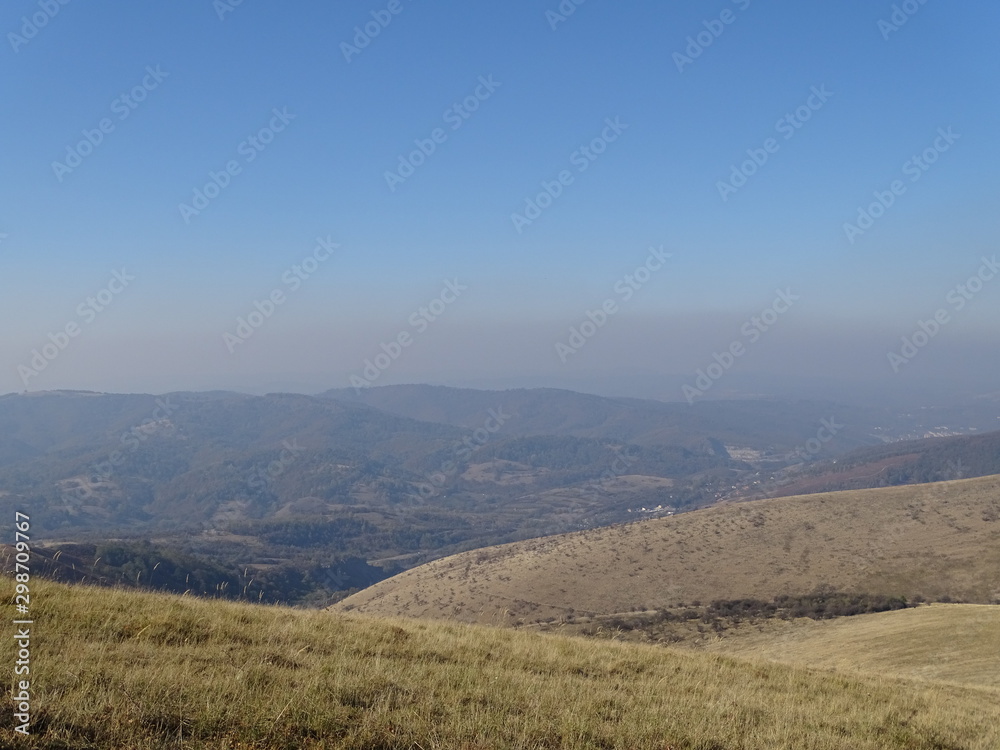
[
  {"x1": 0, "y1": 390, "x2": 741, "y2": 602},
  {"x1": 3, "y1": 387, "x2": 999, "y2": 604},
  {"x1": 333, "y1": 474, "x2": 1000, "y2": 624},
  {"x1": 3, "y1": 577, "x2": 998, "y2": 750},
  {"x1": 4, "y1": 388, "x2": 996, "y2": 542},
  {"x1": 0, "y1": 390, "x2": 462, "y2": 535},
  {"x1": 0, "y1": 388, "x2": 885, "y2": 564},
  {"x1": 771, "y1": 429, "x2": 1000, "y2": 497},
  {"x1": 323, "y1": 384, "x2": 892, "y2": 452}
]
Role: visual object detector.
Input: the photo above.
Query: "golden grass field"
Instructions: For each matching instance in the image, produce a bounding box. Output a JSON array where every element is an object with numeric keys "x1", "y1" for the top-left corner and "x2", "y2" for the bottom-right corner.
[
  {"x1": 333, "y1": 475, "x2": 1000, "y2": 625},
  {"x1": 2, "y1": 577, "x2": 999, "y2": 749},
  {"x1": 703, "y1": 603, "x2": 1000, "y2": 689}
]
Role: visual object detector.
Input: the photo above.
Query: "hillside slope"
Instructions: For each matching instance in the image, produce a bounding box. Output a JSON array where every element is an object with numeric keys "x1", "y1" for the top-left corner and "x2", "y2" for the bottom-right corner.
[
  {"x1": 333, "y1": 475, "x2": 1000, "y2": 624},
  {"x1": 2, "y1": 577, "x2": 998, "y2": 749},
  {"x1": 705, "y1": 603, "x2": 1000, "y2": 689},
  {"x1": 768, "y1": 429, "x2": 1000, "y2": 498}
]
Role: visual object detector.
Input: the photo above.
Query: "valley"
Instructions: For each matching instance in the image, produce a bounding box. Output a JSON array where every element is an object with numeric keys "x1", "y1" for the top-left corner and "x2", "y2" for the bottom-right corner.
[
  {"x1": 4, "y1": 387, "x2": 1000, "y2": 749},
  {"x1": 3, "y1": 387, "x2": 1000, "y2": 607}
]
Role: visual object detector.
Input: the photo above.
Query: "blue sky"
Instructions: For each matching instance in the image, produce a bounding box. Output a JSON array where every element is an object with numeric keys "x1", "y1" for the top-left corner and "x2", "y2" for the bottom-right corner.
[{"x1": 2, "y1": 0, "x2": 998, "y2": 401}]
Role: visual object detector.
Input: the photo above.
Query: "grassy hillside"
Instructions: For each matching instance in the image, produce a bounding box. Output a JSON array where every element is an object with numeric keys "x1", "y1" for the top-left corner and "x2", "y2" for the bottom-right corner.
[
  {"x1": 2, "y1": 577, "x2": 999, "y2": 749},
  {"x1": 333, "y1": 475, "x2": 1000, "y2": 625},
  {"x1": 705, "y1": 603, "x2": 1000, "y2": 689}
]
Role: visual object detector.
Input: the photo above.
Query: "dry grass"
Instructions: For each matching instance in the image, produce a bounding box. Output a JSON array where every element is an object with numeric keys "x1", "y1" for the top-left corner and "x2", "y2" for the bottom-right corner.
[
  {"x1": 2, "y1": 577, "x2": 999, "y2": 749},
  {"x1": 333, "y1": 475, "x2": 1000, "y2": 625},
  {"x1": 704, "y1": 603, "x2": 1000, "y2": 689}
]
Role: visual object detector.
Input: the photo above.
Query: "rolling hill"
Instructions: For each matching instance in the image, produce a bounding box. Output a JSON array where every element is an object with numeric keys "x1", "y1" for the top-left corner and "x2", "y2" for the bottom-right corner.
[
  {"x1": 768, "y1": 429, "x2": 1000, "y2": 498},
  {"x1": 705, "y1": 603, "x2": 1000, "y2": 689},
  {"x1": 0, "y1": 389, "x2": 727, "y2": 545},
  {"x1": 324, "y1": 384, "x2": 893, "y2": 451},
  {"x1": 332, "y1": 474, "x2": 1000, "y2": 624},
  {"x1": 5, "y1": 388, "x2": 999, "y2": 543},
  {"x1": 3, "y1": 576, "x2": 998, "y2": 749}
]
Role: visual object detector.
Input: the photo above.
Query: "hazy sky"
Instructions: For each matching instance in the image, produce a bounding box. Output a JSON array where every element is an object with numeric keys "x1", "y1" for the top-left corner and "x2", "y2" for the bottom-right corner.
[{"x1": 2, "y1": 0, "x2": 998, "y2": 402}]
